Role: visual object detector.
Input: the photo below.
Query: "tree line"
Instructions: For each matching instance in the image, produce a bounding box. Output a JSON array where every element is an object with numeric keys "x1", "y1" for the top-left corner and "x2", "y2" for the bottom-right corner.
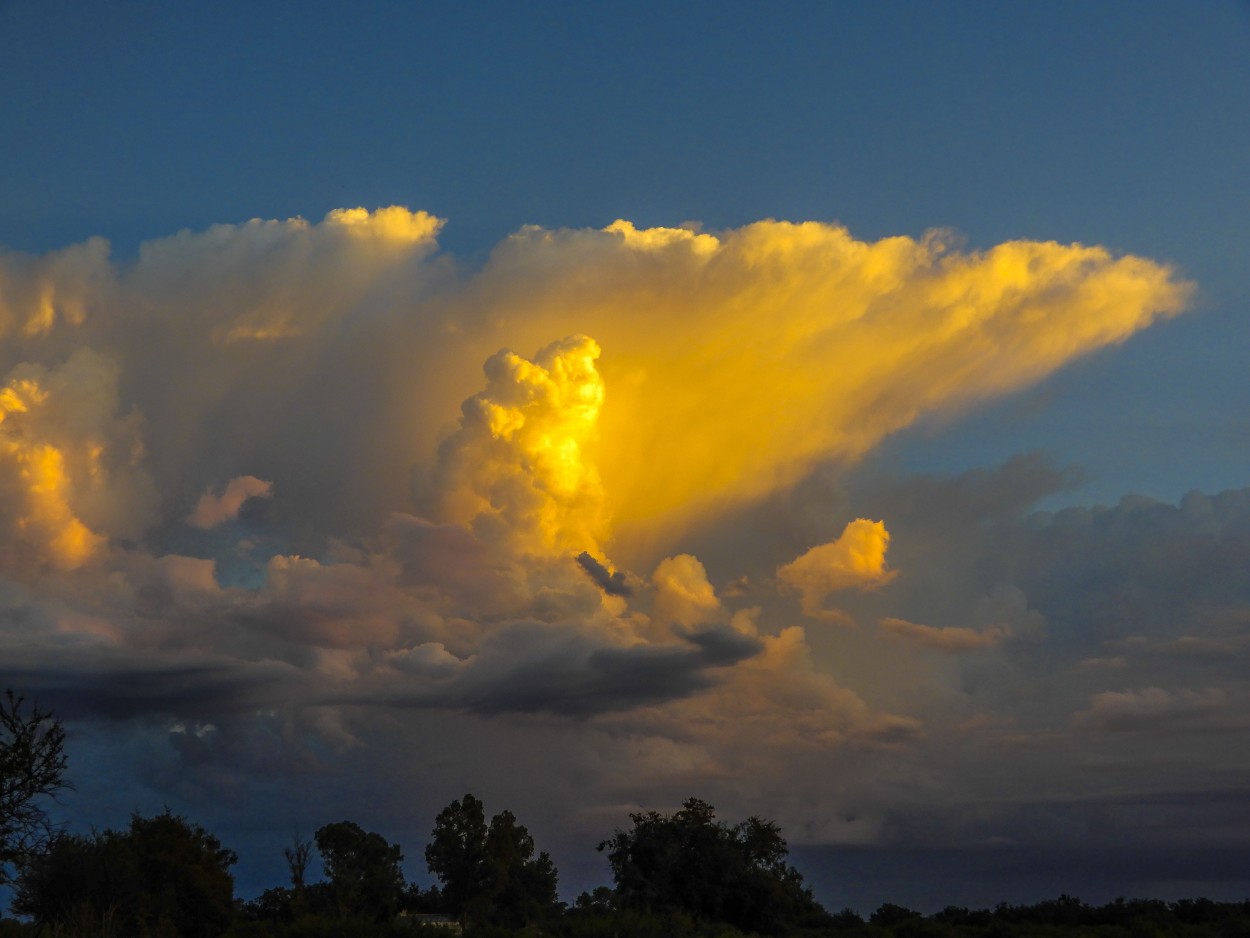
[{"x1": 5, "y1": 690, "x2": 1250, "y2": 937}]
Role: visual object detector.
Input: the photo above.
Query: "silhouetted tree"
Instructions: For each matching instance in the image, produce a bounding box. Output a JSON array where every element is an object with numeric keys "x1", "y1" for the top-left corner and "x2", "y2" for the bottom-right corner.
[
  {"x1": 14, "y1": 809, "x2": 236, "y2": 937},
  {"x1": 315, "y1": 820, "x2": 406, "y2": 922},
  {"x1": 573, "y1": 885, "x2": 617, "y2": 912},
  {"x1": 284, "y1": 828, "x2": 313, "y2": 891},
  {"x1": 425, "y1": 793, "x2": 560, "y2": 927},
  {"x1": 598, "y1": 796, "x2": 827, "y2": 934},
  {"x1": 240, "y1": 885, "x2": 298, "y2": 926},
  {"x1": 482, "y1": 809, "x2": 559, "y2": 927},
  {"x1": 0, "y1": 690, "x2": 68, "y2": 884},
  {"x1": 425, "y1": 794, "x2": 491, "y2": 918},
  {"x1": 871, "y1": 902, "x2": 922, "y2": 927}
]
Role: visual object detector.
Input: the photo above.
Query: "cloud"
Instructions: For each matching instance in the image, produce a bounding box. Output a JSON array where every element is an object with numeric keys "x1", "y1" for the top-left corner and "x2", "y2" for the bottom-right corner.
[
  {"x1": 417, "y1": 334, "x2": 608, "y2": 557},
  {"x1": 0, "y1": 210, "x2": 1190, "y2": 565},
  {"x1": 0, "y1": 209, "x2": 1210, "y2": 888},
  {"x1": 0, "y1": 349, "x2": 156, "y2": 573},
  {"x1": 1072, "y1": 687, "x2": 1234, "y2": 733},
  {"x1": 575, "y1": 551, "x2": 631, "y2": 596},
  {"x1": 186, "y1": 475, "x2": 274, "y2": 529},
  {"x1": 651, "y1": 554, "x2": 720, "y2": 627},
  {"x1": 0, "y1": 640, "x2": 306, "y2": 723},
  {"x1": 0, "y1": 373, "x2": 103, "y2": 570},
  {"x1": 878, "y1": 617, "x2": 1008, "y2": 652},
  {"x1": 416, "y1": 621, "x2": 765, "y2": 718},
  {"x1": 0, "y1": 236, "x2": 112, "y2": 339},
  {"x1": 777, "y1": 519, "x2": 895, "y2": 619},
  {"x1": 322, "y1": 205, "x2": 444, "y2": 244},
  {"x1": 604, "y1": 622, "x2": 923, "y2": 797},
  {"x1": 386, "y1": 220, "x2": 1187, "y2": 565}
]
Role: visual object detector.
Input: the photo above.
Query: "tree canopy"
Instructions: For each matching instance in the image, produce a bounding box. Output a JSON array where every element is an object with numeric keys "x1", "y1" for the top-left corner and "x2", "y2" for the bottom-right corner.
[
  {"x1": 13, "y1": 809, "x2": 236, "y2": 937},
  {"x1": 314, "y1": 820, "x2": 406, "y2": 921},
  {"x1": 598, "y1": 796, "x2": 827, "y2": 935},
  {"x1": 425, "y1": 793, "x2": 560, "y2": 927},
  {"x1": 424, "y1": 793, "x2": 490, "y2": 917},
  {"x1": 11, "y1": 779, "x2": 1250, "y2": 938}
]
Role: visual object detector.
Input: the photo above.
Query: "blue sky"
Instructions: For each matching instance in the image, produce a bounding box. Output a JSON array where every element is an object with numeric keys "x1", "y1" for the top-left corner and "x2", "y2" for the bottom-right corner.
[{"x1": 2, "y1": 0, "x2": 1249, "y2": 914}]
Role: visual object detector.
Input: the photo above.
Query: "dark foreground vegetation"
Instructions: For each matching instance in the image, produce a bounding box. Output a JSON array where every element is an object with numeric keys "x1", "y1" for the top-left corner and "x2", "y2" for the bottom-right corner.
[{"x1": 5, "y1": 691, "x2": 1250, "y2": 936}]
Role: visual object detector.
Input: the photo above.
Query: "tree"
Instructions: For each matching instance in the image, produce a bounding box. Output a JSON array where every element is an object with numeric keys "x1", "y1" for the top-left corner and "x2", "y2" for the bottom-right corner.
[
  {"x1": 125, "y1": 811, "x2": 238, "y2": 936},
  {"x1": 598, "y1": 796, "x2": 827, "y2": 935},
  {"x1": 482, "y1": 809, "x2": 560, "y2": 927},
  {"x1": 0, "y1": 690, "x2": 68, "y2": 884},
  {"x1": 424, "y1": 794, "x2": 490, "y2": 918},
  {"x1": 425, "y1": 794, "x2": 560, "y2": 927},
  {"x1": 14, "y1": 809, "x2": 237, "y2": 937},
  {"x1": 315, "y1": 820, "x2": 406, "y2": 921},
  {"x1": 284, "y1": 828, "x2": 313, "y2": 891}
]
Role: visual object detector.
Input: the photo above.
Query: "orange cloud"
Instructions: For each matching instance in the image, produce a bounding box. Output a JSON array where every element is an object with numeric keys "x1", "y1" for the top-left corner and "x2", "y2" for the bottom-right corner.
[
  {"x1": 0, "y1": 354, "x2": 142, "y2": 571},
  {"x1": 651, "y1": 554, "x2": 720, "y2": 627},
  {"x1": 419, "y1": 334, "x2": 608, "y2": 556},
  {"x1": 777, "y1": 519, "x2": 895, "y2": 619},
  {"x1": 456, "y1": 222, "x2": 1190, "y2": 561}
]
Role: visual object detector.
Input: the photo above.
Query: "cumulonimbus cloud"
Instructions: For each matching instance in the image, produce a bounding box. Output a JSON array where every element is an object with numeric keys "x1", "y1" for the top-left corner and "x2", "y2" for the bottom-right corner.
[
  {"x1": 0, "y1": 207, "x2": 1192, "y2": 562},
  {"x1": 0, "y1": 207, "x2": 1200, "y2": 850},
  {"x1": 459, "y1": 219, "x2": 1190, "y2": 561}
]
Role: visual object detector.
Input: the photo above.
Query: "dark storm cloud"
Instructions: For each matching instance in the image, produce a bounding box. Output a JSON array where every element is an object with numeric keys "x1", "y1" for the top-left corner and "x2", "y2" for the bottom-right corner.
[
  {"x1": 575, "y1": 551, "x2": 632, "y2": 596},
  {"x1": 394, "y1": 622, "x2": 763, "y2": 717},
  {"x1": 0, "y1": 648, "x2": 303, "y2": 722}
]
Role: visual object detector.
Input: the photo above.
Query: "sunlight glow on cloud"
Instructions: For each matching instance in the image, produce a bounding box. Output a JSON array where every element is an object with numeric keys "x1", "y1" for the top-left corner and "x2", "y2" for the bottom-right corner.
[
  {"x1": 449, "y1": 220, "x2": 1191, "y2": 561},
  {"x1": 419, "y1": 334, "x2": 608, "y2": 556},
  {"x1": 777, "y1": 519, "x2": 895, "y2": 620},
  {"x1": 0, "y1": 349, "x2": 155, "y2": 571},
  {"x1": 323, "y1": 205, "x2": 444, "y2": 243},
  {"x1": 651, "y1": 554, "x2": 721, "y2": 627}
]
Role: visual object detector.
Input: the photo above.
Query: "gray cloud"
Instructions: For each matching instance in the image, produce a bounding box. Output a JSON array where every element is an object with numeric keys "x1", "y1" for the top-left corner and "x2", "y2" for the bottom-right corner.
[{"x1": 575, "y1": 551, "x2": 632, "y2": 596}]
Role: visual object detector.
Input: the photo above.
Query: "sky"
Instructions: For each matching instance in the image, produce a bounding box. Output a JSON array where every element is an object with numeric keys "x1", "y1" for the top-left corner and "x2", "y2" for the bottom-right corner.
[{"x1": 2, "y1": 0, "x2": 1250, "y2": 916}]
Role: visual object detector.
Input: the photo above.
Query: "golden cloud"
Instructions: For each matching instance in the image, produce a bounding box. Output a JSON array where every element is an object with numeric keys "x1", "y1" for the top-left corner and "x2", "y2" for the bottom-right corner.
[
  {"x1": 452, "y1": 220, "x2": 1191, "y2": 561},
  {"x1": 421, "y1": 334, "x2": 608, "y2": 556},
  {"x1": 777, "y1": 519, "x2": 895, "y2": 619}
]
